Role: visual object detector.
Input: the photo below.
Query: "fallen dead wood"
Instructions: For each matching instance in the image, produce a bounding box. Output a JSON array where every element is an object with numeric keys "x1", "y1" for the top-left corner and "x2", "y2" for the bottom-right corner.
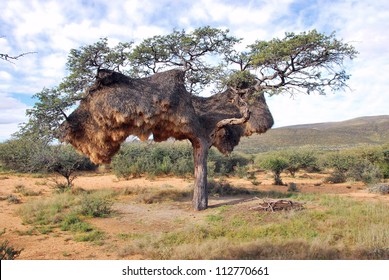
[{"x1": 250, "y1": 198, "x2": 305, "y2": 212}]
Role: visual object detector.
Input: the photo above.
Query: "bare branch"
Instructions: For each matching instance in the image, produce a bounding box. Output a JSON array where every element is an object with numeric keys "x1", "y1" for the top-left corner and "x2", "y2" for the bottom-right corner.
[{"x1": 0, "y1": 52, "x2": 36, "y2": 63}]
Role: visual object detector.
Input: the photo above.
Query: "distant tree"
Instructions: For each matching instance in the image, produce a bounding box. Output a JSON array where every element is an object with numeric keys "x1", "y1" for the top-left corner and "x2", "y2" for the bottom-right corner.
[
  {"x1": 18, "y1": 27, "x2": 357, "y2": 210},
  {"x1": 284, "y1": 149, "x2": 319, "y2": 177},
  {"x1": 40, "y1": 144, "x2": 97, "y2": 189},
  {"x1": 258, "y1": 154, "x2": 289, "y2": 185}
]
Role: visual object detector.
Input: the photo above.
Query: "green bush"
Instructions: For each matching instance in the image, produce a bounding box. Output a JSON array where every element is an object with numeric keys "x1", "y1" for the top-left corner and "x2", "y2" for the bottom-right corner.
[
  {"x1": 323, "y1": 171, "x2": 347, "y2": 184},
  {"x1": 208, "y1": 150, "x2": 250, "y2": 176},
  {"x1": 283, "y1": 148, "x2": 319, "y2": 176},
  {"x1": 348, "y1": 160, "x2": 382, "y2": 184},
  {"x1": 111, "y1": 142, "x2": 249, "y2": 179},
  {"x1": 256, "y1": 153, "x2": 289, "y2": 185},
  {"x1": 320, "y1": 151, "x2": 358, "y2": 183},
  {"x1": 321, "y1": 149, "x2": 385, "y2": 184},
  {"x1": 0, "y1": 139, "x2": 97, "y2": 188},
  {"x1": 80, "y1": 194, "x2": 113, "y2": 217}
]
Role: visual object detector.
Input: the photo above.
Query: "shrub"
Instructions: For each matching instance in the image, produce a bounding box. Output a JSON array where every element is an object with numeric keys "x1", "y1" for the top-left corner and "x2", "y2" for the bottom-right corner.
[
  {"x1": 321, "y1": 151, "x2": 357, "y2": 183},
  {"x1": 7, "y1": 194, "x2": 21, "y2": 204},
  {"x1": 0, "y1": 139, "x2": 96, "y2": 181},
  {"x1": 209, "y1": 150, "x2": 250, "y2": 176},
  {"x1": 287, "y1": 182, "x2": 299, "y2": 192},
  {"x1": 257, "y1": 153, "x2": 289, "y2": 185},
  {"x1": 348, "y1": 160, "x2": 382, "y2": 184},
  {"x1": 80, "y1": 194, "x2": 113, "y2": 217},
  {"x1": 0, "y1": 240, "x2": 23, "y2": 260},
  {"x1": 207, "y1": 179, "x2": 251, "y2": 196},
  {"x1": 61, "y1": 213, "x2": 93, "y2": 232},
  {"x1": 52, "y1": 182, "x2": 72, "y2": 193},
  {"x1": 323, "y1": 171, "x2": 347, "y2": 184},
  {"x1": 283, "y1": 148, "x2": 319, "y2": 177},
  {"x1": 368, "y1": 184, "x2": 389, "y2": 195},
  {"x1": 111, "y1": 142, "x2": 249, "y2": 179}
]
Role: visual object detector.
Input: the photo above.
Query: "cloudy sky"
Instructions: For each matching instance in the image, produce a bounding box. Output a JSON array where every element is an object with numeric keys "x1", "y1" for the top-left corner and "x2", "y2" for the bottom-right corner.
[{"x1": 1, "y1": 0, "x2": 388, "y2": 141}]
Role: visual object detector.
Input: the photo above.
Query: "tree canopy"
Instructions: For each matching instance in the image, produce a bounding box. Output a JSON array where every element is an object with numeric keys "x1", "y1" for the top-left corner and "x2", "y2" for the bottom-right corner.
[{"x1": 17, "y1": 27, "x2": 357, "y2": 142}]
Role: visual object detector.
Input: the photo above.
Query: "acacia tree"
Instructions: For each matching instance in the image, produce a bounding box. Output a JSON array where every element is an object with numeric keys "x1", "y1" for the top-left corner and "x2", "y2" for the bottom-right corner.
[{"x1": 19, "y1": 27, "x2": 357, "y2": 210}]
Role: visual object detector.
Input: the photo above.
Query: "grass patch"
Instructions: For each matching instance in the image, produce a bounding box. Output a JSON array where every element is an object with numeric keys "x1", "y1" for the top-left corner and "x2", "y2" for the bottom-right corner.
[
  {"x1": 17, "y1": 189, "x2": 116, "y2": 243},
  {"x1": 60, "y1": 213, "x2": 93, "y2": 232},
  {"x1": 14, "y1": 184, "x2": 41, "y2": 196},
  {"x1": 118, "y1": 194, "x2": 389, "y2": 260},
  {"x1": 73, "y1": 230, "x2": 105, "y2": 243},
  {"x1": 128, "y1": 186, "x2": 191, "y2": 204}
]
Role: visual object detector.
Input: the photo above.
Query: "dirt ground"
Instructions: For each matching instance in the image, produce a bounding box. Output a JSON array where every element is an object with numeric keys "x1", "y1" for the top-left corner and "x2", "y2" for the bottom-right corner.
[{"x1": 0, "y1": 171, "x2": 388, "y2": 260}]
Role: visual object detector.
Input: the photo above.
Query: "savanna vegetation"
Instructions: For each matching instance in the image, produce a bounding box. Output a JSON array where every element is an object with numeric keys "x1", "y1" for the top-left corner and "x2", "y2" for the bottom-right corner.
[{"x1": 1, "y1": 139, "x2": 389, "y2": 259}]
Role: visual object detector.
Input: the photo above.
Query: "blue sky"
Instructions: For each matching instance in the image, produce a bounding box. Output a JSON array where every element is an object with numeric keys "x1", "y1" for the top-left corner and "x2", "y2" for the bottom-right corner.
[{"x1": 1, "y1": 0, "x2": 389, "y2": 141}]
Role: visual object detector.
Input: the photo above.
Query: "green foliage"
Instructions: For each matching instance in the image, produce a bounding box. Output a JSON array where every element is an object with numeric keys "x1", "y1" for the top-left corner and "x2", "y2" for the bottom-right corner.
[
  {"x1": 257, "y1": 153, "x2": 289, "y2": 185},
  {"x1": 321, "y1": 148, "x2": 385, "y2": 183},
  {"x1": 321, "y1": 151, "x2": 357, "y2": 183},
  {"x1": 0, "y1": 137, "x2": 48, "y2": 173},
  {"x1": 0, "y1": 240, "x2": 23, "y2": 260},
  {"x1": 0, "y1": 138, "x2": 96, "y2": 187},
  {"x1": 247, "y1": 30, "x2": 358, "y2": 95},
  {"x1": 111, "y1": 142, "x2": 248, "y2": 179},
  {"x1": 18, "y1": 38, "x2": 133, "y2": 141},
  {"x1": 80, "y1": 193, "x2": 113, "y2": 217},
  {"x1": 224, "y1": 70, "x2": 257, "y2": 90},
  {"x1": 130, "y1": 26, "x2": 239, "y2": 94},
  {"x1": 18, "y1": 190, "x2": 114, "y2": 242},
  {"x1": 209, "y1": 149, "x2": 250, "y2": 176},
  {"x1": 60, "y1": 213, "x2": 93, "y2": 232},
  {"x1": 42, "y1": 144, "x2": 97, "y2": 188},
  {"x1": 283, "y1": 148, "x2": 319, "y2": 176}
]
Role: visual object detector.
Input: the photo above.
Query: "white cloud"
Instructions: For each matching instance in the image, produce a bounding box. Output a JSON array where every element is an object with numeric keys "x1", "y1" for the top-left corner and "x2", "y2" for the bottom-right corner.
[{"x1": 0, "y1": 93, "x2": 29, "y2": 140}]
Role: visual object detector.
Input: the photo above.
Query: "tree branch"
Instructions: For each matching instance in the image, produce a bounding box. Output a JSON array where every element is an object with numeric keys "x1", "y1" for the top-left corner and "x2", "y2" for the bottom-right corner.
[
  {"x1": 0, "y1": 52, "x2": 36, "y2": 63},
  {"x1": 210, "y1": 91, "x2": 251, "y2": 144}
]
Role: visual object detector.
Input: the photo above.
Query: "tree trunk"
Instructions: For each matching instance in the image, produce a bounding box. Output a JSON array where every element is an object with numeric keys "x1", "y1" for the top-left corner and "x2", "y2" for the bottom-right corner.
[
  {"x1": 192, "y1": 138, "x2": 209, "y2": 211},
  {"x1": 274, "y1": 171, "x2": 284, "y2": 186}
]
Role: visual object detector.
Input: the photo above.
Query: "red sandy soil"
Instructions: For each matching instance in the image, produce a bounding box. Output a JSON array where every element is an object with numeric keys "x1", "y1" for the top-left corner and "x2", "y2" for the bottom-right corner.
[{"x1": 0, "y1": 171, "x2": 387, "y2": 259}]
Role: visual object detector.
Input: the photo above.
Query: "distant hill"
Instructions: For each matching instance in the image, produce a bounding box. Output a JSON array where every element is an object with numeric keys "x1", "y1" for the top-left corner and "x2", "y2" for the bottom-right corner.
[{"x1": 236, "y1": 115, "x2": 389, "y2": 154}]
